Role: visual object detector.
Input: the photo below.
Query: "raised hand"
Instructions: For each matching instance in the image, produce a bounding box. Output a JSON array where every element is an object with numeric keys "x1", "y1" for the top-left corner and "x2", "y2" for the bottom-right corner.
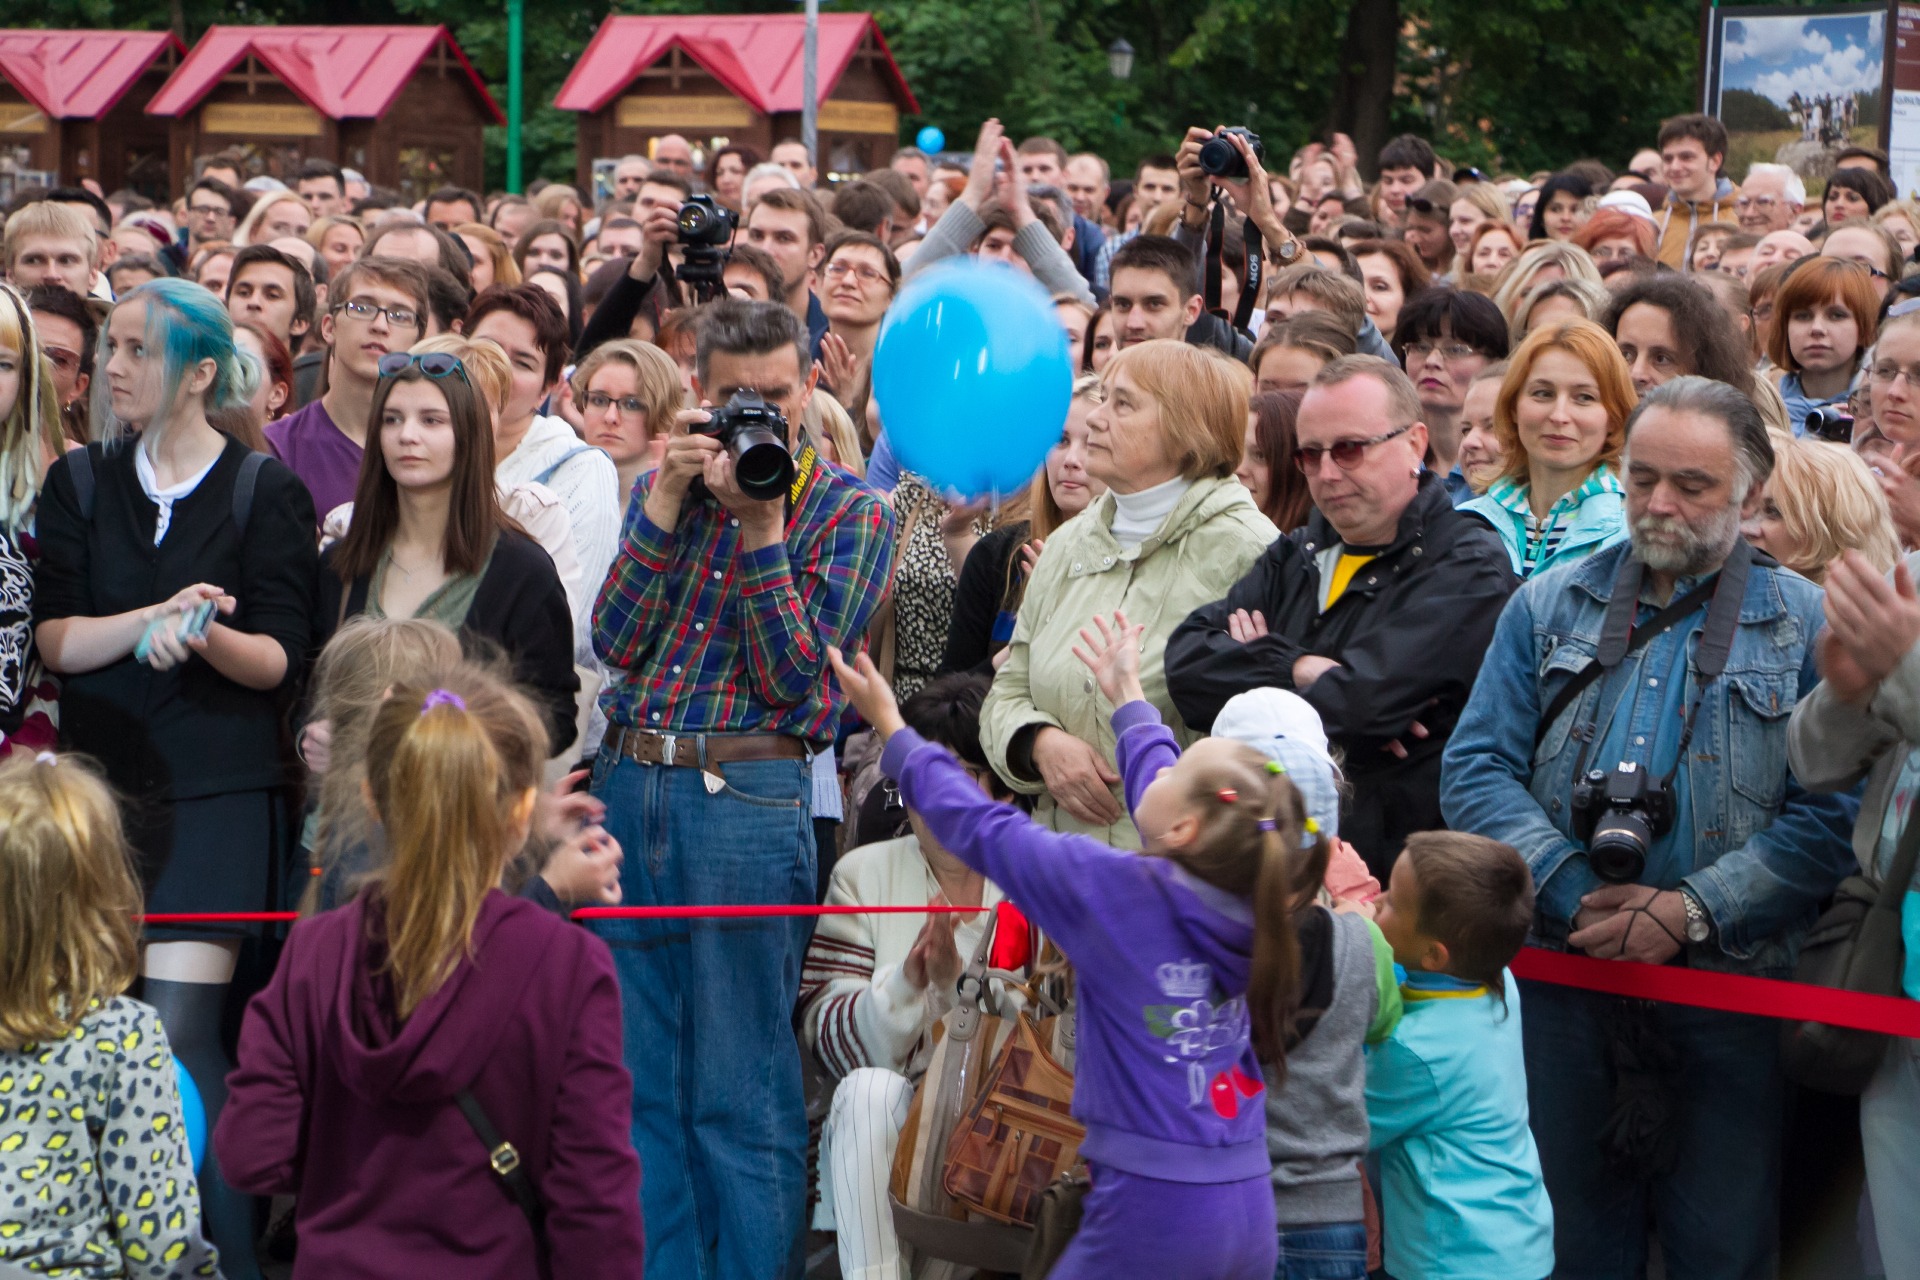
[
  {"x1": 1072, "y1": 609, "x2": 1147, "y2": 706},
  {"x1": 828, "y1": 645, "x2": 906, "y2": 740}
]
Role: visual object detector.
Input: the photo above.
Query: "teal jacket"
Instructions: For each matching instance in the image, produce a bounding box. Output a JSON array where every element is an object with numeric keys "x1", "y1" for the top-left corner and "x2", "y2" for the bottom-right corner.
[
  {"x1": 1459, "y1": 465, "x2": 1626, "y2": 580},
  {"x1": 1365, "y1": 970, "x2": 1555, "y2": 1280}
]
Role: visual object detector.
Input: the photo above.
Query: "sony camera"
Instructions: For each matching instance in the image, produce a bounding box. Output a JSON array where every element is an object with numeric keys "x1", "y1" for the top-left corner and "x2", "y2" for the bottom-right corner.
[
  {"x1": 1805, "y1": 404, "x2": 1855, "y2": 444},
  {"x1": 696, "y1": 391, "x2": 794, "y2": 502},
  {"x1": 1198, "y1": 127, "x2": 1264, "y2": 180},
  {"x1": 1571, "y1": 762, "x2": 1674, "y2": 884}
]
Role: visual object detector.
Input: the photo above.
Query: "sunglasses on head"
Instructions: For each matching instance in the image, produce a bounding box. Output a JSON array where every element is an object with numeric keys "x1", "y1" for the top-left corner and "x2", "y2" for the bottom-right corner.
[{"x1": 377, "y1": 352, "x2": 468, "y2": 384}]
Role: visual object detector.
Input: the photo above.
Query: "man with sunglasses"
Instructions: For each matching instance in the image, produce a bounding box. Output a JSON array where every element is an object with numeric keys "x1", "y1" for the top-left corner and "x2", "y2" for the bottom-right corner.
[
  {"x1": 266, "y1": 258, "x2": 432, "y2": 523},
  {"x1": 1165, "y1": 355, "x2": 1516, "y2": 876}
]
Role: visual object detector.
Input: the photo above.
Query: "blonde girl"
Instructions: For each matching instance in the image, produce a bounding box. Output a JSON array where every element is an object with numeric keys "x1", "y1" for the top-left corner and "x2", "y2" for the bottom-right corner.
[{"x1": 0, "y1": 284, "x2": 65, "y2": 759}]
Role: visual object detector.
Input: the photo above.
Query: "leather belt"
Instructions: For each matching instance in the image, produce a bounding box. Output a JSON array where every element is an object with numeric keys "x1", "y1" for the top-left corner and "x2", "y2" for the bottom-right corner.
[{"x1": 610, "y1": 726, "x2": 808, "y2": 770}]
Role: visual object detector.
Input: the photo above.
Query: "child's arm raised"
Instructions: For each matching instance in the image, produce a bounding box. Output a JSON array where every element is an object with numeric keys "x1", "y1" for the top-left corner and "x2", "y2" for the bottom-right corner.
[{"x1": 1075, "y1": 610, "x2": 1182, "y2": 818}]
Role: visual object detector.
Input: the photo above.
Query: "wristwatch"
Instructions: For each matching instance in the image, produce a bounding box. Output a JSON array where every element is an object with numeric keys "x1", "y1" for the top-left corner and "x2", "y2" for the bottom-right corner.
[
  {"x1": 1679, "y1": 888, "x2": 1711, "y2": 944},
  {"x1": 1271, "y1": 235, "x2": 1302, "y2": 265}
]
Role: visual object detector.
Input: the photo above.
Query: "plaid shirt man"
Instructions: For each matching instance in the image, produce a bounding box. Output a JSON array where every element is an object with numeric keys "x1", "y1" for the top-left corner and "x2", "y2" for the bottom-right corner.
[{"x1": 593, "y1": 439, "x2": 895, "y2": 741}]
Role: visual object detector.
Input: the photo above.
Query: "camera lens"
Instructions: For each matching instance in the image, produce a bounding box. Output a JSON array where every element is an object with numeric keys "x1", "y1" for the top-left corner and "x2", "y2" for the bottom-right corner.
[
  {"x1": 730, "y1": 428, "x2": 795, "y2": 501},
  {"x1": 1197, "y1": 135, "x2": 1246, "y2": 180},
  {"x1": 1587, "y1": 811, "x2": 1651, "y2": 884}
]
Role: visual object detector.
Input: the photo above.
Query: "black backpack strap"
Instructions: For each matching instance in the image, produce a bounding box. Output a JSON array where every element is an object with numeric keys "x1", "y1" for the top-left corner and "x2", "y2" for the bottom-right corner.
[
  {"x1": 455, "y1": 1089, "x2": 545, "y2": 1235},
  {"x1": 231, "y1": 451, "x2": 267, "y2": 539},
  {"x1": 68, "y1": 443, "x2": 97, "y2": 521}
]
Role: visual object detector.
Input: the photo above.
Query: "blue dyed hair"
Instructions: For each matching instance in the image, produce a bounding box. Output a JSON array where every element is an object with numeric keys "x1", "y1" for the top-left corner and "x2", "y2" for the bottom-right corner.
[{"x1": 93, "y1": 277, "x2": 259, "y2": 443}]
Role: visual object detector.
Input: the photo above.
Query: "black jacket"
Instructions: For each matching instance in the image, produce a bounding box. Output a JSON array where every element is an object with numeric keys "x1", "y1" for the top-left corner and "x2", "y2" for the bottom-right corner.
[
  {"x1": 318, "y1": 529, "x2": 580, "y2": 752},
  {"x1": 33, "y1": 439, "x2": 318, "y2": 800},
  {"x1": 1164, "y1": 473, "x2": 1516, "y2": 873}
]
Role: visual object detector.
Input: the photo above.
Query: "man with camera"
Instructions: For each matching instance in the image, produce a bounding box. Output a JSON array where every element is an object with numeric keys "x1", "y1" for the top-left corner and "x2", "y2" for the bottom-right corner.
[
  {"x1": 590, "y1": 297, "x2": 896, "y2": 1279},
  {"x1": 1171, "y1": 124, "x2": 1305, "y2": 358},
  {"x1": 1441, "y1": 376, "x2": 1858, "y2": 1279}
]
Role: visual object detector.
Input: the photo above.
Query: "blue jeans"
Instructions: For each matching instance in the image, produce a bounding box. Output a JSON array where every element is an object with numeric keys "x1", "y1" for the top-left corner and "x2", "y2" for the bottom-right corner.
[
  {"x1": 1274, "y1": 1221, "x2": 1367, "y2": 1279},
  {"x1": 590, "y1": 749, "x2": 816, "y2": 1280},
  {"x1": 1520, "y1": 979, "x2": 1783, "y2": 1280}
]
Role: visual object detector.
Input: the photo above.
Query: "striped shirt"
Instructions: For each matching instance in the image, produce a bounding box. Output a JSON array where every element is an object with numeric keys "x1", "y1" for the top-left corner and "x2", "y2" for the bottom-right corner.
[
  {"x1": 592, "y1": 440, "x2": 896, "y2": 742},
  {"x1": 1484, "y1": 466, "x2": 1623, "y2": 576}
]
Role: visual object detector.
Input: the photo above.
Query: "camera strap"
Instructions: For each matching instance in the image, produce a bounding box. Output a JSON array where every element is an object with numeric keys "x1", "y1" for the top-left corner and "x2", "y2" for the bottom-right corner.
[
  {"x1": 1203, "y1": 200, "x2": 1263, "y2": 335},
  {"x1": 1535, "y1": 539, "x2": 1755, "y2": 753}
]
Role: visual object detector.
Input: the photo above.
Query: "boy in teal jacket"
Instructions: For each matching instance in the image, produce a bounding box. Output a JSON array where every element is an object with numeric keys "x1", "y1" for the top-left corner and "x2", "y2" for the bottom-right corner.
[{"x1": 1366, "y1": 831, "x2": 1555, "y2": 1280}]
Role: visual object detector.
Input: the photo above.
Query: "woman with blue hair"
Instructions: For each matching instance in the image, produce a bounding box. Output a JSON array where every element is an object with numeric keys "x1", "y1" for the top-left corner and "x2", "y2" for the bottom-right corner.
[{"x1": 31, "y1": 277, "x2": 319, "y2": 1279}]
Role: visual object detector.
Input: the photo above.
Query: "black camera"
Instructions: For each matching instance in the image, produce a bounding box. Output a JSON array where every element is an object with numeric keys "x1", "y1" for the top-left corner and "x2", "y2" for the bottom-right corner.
[
  {"x1": 1198, "y1": 127, "x2": 1264, "y2": 180},
  {"x1": 1571, "y1": 763, "x2": 1674, "y2": 884},
  {"x1": 696, "y1": 391, "x2": 794, "y2": 502},
  {"x1": 1805, "y1": 404, "x2": 1855, "y2": 444},
  {"x1": 674, "y1": 195, "x2": 737, "y2": 300}
]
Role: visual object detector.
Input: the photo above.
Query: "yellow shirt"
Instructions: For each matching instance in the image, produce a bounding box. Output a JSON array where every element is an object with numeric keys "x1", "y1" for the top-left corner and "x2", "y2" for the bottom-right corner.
[{"x1": 1323, "y1": 553, "x2": 1376, "y2": 609}]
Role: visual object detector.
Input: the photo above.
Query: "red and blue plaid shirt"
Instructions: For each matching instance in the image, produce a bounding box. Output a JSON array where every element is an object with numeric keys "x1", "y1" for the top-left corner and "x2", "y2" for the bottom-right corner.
[{"x1": 593, "y1": 449, "x2": 895, "y2": 743}]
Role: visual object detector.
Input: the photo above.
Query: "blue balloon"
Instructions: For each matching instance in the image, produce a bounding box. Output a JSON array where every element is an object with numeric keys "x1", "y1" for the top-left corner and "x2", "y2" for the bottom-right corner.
[
  {"x1": 174, "y1": 1055, "x2": 207, "y2": 1174},
  {"x1": 872, "y1": 260, "x2": 1073, "y2": 496},
  {"x1": 915, "y1": 125, "x2": 946, "y2": 155}
]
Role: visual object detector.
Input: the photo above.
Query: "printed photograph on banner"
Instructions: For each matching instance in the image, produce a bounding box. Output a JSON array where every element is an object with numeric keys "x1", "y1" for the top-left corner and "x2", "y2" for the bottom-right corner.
[{"x1": 1706, "y1": 4, "x2": 1887, "y2": 197}]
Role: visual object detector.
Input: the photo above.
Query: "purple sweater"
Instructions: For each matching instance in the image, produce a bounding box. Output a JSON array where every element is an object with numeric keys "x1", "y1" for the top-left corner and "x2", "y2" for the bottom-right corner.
[
  {"x1": 214, "y1": 890, "x2": 645, "y2": 1278},
  {"x1": 882, "y1": 699, "x2": 1270, "y2": 1183}
]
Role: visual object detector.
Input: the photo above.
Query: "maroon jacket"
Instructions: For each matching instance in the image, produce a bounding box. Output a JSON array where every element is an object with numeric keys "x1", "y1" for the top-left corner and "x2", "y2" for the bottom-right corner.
[{"x1": 215, "y1": 889, "x2": 644, "y2": 1278}]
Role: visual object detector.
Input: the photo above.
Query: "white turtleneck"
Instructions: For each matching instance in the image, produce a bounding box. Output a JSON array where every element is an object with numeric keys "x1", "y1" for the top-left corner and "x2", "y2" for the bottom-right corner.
[{"x1": 1108, "y1": 474, "x2": 1192, "y2": 552}]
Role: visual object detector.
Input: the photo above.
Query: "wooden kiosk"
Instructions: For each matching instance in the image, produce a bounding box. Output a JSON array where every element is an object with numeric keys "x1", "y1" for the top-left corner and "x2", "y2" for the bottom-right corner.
[
  {"x1": 556, "y1": 13, "x2": 918, "y2": 191},
  {"x1": 0, "y1": 31, "x2": 184, "y2": 198},
  {"x1": 147, "y1": 25, "x2": 502, "y2": 200}
]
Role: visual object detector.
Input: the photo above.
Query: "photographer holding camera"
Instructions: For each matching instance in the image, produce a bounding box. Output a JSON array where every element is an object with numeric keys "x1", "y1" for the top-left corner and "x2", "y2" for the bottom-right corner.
[
  {"x1": 589, "y1": 297, "x2": 896, "y2": 1278},
  {"x1": 1440, "y1": 376, "x2": 1858, "y2": 1277}
]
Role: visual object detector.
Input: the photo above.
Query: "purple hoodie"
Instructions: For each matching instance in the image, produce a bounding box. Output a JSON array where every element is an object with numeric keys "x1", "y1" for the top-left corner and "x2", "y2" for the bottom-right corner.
[
  {"x1": 214, "y1": 889, "x2": 645, "y2": 1278},
  {"x1": 882, "y1": 699, "x2": 1270, "y2": 1183}
]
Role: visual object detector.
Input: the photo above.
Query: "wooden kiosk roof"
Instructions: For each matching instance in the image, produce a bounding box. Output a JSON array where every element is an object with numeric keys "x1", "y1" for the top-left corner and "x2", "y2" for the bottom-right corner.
[{"x1": 0, "y1": 30, "x2": 184, "y2": 120}]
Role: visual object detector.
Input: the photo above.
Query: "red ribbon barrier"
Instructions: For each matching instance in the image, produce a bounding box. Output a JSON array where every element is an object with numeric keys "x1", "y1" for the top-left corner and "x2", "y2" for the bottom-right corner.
[{"x1": 140, "y1": 907, "x2": 1920, "y2": 1039}]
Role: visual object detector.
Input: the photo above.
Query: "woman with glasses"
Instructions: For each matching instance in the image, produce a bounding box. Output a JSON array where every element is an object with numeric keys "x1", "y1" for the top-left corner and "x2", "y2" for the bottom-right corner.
[
  {"x1": 317, "y1": 349, "x2": 578, "y2": 752},
  {"x1": 979, "y1": 339, "x2": 1277, "y2": 847},
  {"x1": 31, "y1": 279, "x2": 320, "y2": 1277},
  {"x1": 570, "y1": 337, "x2": 684, "y2": 503},
  {"x1": 1459, "y1": 318, "x2": 1631, "y2": 578},
  {"x1": 1860, "y1": 310, "x2": 1920, "y2": 545},
  {"x1": 1767, "y1": 257, "x2": 1877, "y2": 437},
  {"x1": 1391, "y1": 287, "x2": 1512, "y2": 502},
  {"x1": 816, "y1": 231, "x2": 900, "y2": 432}
]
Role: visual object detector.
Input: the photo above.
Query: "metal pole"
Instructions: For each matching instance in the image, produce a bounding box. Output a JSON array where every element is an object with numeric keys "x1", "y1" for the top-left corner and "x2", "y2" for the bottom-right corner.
[
  {"x1": 802, "y1": 0, "x2": 819, "y2": 171},
  {"x1": 507, "y1": 0, "x2": 524, "y2": 192}
]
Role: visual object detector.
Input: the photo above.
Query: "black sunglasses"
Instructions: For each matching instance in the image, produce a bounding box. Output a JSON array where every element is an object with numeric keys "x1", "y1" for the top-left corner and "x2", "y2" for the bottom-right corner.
[{"x1": 377, "y1": 352, "x2": 469, "y2": 384}]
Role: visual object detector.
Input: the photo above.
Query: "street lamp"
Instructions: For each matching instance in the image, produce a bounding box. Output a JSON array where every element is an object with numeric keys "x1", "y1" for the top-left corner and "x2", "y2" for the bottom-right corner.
[{"x1": 1107, "y1": 38, "x2": 1135, "y2": 81}]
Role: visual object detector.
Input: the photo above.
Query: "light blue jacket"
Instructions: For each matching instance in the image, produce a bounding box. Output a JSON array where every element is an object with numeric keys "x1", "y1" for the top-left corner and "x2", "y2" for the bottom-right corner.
[
  {"x1": 1440, "y1": 540, "x2": 1859, "y2": 977},
  {"x1": 1458, "y1": 466, "x2": 1627, "y2": 580},
  {"x1": 1365, "y1": 971, "x2": 1554, "y2": 1280}
]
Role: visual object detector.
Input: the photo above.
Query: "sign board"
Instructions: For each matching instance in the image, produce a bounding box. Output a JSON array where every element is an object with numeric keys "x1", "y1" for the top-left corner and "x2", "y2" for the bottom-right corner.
[
  {"x1": 1701, "y1": 4, "x2": 1888, "y2": 191},
  {"x1": 616, "y1": 94, "x2": 753, "y2": 130},
  {"x1": 817, "y1": 99, "x2": 899, "y2": 135},
  {"x1": 0, "y1": 102, "x2": 46, "y2": 134},
  {"x1": 1894, "y1": 3, "x2": 1920, "y2": 196},
  {"x1": 202, "y1": 102, "x2": 324, "y2": 137}
]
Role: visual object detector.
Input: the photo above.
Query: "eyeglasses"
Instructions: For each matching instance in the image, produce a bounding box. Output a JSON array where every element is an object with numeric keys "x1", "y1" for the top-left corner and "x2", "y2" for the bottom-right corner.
[
  {"x1": 1405, "y1": 197, "x2": 1439, "y2": 214},
  {"x1": 1733, "y1": 195, "x2": 1780, "y2": 211},
  {"x1": 823, "y1": 260, "x2": 890, "y2": 286},
  {"x1": 1869, "y1": 360, "x2": 1920, "y2": 387},
  {"x1": 586, "y1": 391, "x2": 649, "y2": 415},
  {"x1": 40, "y1": 345, "x2": 80, "y2": 374},
  {"x1": 340, "y1": 299, "x2": 422, "y2": 331},
  {"x1": 377, "y1": 351, "x2": 468, "y2": 383},
  {"x1": 187, "y1": 202, "x2": 231, "y2": 219},
  {"x1": 1401, "y1": 340, "x2": 1482, "y2": 363},
  {"x1": 1292, "y1": 422, "x2": 1413, "y2": 472}
]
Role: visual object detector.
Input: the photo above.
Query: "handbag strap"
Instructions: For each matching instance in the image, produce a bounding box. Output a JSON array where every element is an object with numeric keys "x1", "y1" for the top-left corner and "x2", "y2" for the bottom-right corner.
[
  {"x1": 949, "y1": 908, "x2": 1000, "y2": 1043},
  {"x1": 1877, "y1": 787, "x2": 1920, "y2": 909},
  {"x1": 455, "y1": 1089, "x2": 545, "y2": 1235}
]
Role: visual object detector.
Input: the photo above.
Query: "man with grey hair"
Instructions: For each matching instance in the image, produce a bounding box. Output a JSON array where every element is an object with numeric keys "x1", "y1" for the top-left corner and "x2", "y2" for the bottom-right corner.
[
  {"x1": 1737, "y1": 162, "x2": 1807, "y2": 234},
  {"x1": 1167, "y1": 354, "x2": 1517, "y2": 874},
  {"x1": 1443, "y1": 375, "x2": 1857, "y2": 1277}
]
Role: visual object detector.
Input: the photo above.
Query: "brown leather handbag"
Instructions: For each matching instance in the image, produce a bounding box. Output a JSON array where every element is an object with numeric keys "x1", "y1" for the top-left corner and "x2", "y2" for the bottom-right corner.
[{"x1": 941, "y1": 1013, "x2": 1084, "y2": 1226}]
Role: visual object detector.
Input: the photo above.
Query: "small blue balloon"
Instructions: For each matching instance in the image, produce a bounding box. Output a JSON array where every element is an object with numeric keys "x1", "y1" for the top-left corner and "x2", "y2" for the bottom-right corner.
[
  {"x1": 174, "y1": 1055, "x2": 207, "y2": 1174},
  {"x1": 872, "y1": 260, "x2": 1073, "y2": 496},
  {"x1": 915, "y1": 125, "x2": 946, "y2": 155}
]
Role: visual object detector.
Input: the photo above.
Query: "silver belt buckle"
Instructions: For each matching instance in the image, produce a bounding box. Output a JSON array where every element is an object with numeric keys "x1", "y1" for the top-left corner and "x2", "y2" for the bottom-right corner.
[{"x1": 660, "y1": 732, "x2": 678, "y2": 768}]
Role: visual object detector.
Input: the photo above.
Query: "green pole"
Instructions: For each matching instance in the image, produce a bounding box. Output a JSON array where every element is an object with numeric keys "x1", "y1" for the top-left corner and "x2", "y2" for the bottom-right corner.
[{"x1": 507, "y1": 0, "x2": 524, "y2": 192}]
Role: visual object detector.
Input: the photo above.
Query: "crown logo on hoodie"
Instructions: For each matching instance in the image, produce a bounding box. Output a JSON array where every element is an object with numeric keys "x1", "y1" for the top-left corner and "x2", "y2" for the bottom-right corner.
[{"x1": 1156, "y1": 959, "x2": 1212, "y2": 1000}]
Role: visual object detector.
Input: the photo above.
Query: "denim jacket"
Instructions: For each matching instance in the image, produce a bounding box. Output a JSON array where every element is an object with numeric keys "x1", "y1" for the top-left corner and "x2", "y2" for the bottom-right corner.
[{"x1": 1441, "y1": 541, "x2": 1859, "y2": 977}]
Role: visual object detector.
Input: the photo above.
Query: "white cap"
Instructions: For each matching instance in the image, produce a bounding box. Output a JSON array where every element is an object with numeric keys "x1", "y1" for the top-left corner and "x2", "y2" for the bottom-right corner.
[
  {"x1": 1596, "y1": 190, "x2": 1657, "y2": 227},
  {"x1": 1209, "y1": 688, "x2": 1341, "y2": 843}
]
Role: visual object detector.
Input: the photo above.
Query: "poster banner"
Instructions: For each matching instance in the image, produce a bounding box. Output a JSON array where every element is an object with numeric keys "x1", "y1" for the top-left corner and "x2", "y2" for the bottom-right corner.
[
  {"x1": 1703, "y1": 4, "x2": 1887, "y2": 192},
  {"x1": 1893, "y1": 3, "x2": 1920, "y2": 197}
]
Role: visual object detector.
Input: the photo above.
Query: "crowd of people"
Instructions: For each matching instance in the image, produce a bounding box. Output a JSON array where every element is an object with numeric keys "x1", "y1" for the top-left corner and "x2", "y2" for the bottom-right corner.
[{"x1": 0, "y1": 104, "x2": 1917, "y2": 1280}]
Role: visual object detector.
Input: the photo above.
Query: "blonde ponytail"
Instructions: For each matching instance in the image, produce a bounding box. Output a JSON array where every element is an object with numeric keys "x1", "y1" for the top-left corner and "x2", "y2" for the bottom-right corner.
[{"x1": 364, "y1": 667, "x2": 547, "y2": 1020}]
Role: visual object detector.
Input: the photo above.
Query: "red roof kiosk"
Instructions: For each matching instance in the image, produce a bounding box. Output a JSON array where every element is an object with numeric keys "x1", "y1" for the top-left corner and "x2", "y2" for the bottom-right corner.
[
  {"x1": 555, "y1": 13, "x2": 918, "y2": 192},
  {"x1": 147, "y1": 25, "x2": 502, "y2": 199},
  {"x1": 0, "y1": 31, "x2": 185, "y2": 198}
]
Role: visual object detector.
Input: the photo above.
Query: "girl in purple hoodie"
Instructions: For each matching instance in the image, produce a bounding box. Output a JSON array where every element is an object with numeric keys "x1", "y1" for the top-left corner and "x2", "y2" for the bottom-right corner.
[{"x1": 829, "y1": 610, "x2": 1327, "y2": 1280}]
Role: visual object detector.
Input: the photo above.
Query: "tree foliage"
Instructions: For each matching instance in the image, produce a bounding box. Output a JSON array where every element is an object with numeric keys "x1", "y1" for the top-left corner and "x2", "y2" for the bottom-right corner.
[{"x1": 22, "y1": 0, "x2": 1707, "y2": 186}]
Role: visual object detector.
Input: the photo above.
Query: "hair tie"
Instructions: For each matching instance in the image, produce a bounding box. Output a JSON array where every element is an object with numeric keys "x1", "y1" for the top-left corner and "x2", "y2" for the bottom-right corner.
[
  {"x1": 421, "y1": 689, "x2": 466, "y2": 715},
  {"x1": 1256, "y1": 818, "x2": 1276, "y2": 832},
  {"x1": 1264, "y1": 760, "x2": 1286, "y2": 775},
  {"x1": 34, "y1": 751, "x2": 56, "y2": 767},
  {"x1": 1304, "y1": 817, "x2": 1321, "y2": 834},
  {"x1": 1216, "y1": 788, "x2": 1238, "y2": 804}
]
